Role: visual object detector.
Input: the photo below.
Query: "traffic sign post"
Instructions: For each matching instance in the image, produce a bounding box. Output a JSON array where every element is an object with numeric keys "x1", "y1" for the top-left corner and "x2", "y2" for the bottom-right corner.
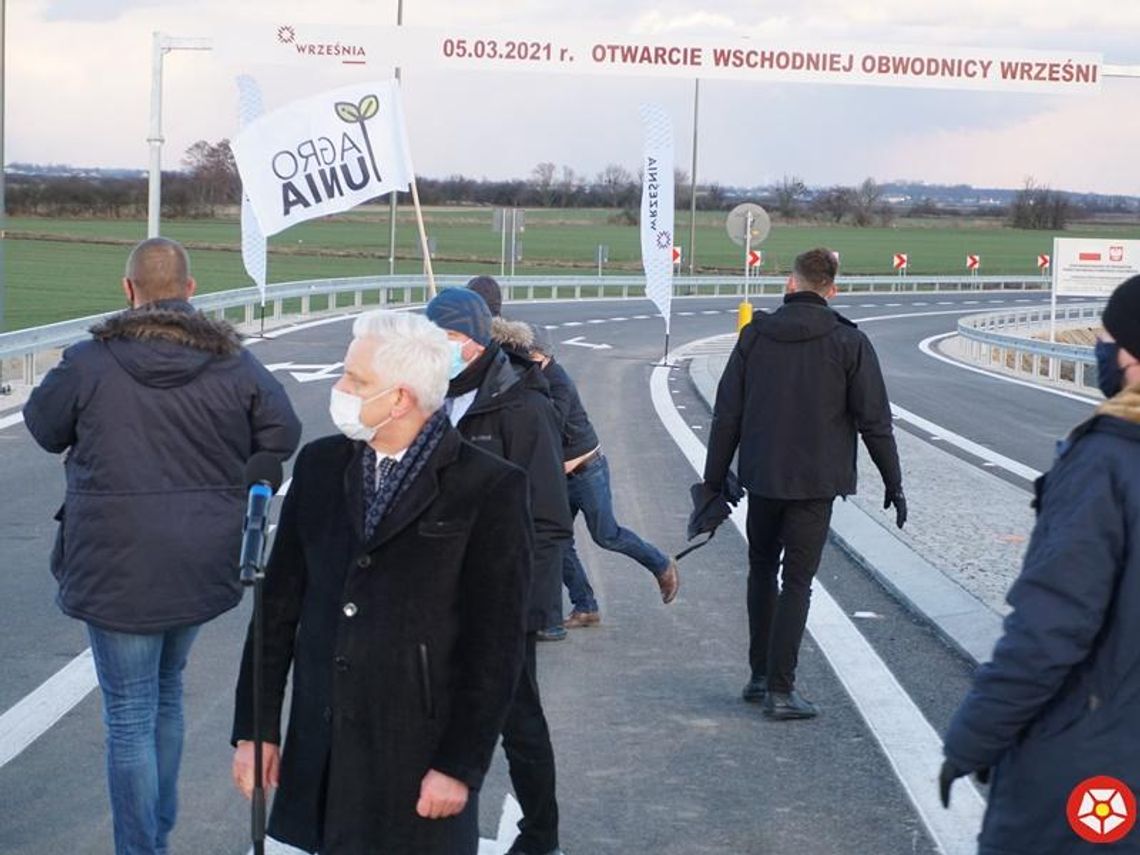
[
  {"x1": 893, "y1": 253, "x2": 909, "y2": 276},
  {"x1": 966, "y1": 254, "x2": 980, "y2": 280},
  {"x1": 597, "y1": 244, "x2": 609, "y2": 278}
]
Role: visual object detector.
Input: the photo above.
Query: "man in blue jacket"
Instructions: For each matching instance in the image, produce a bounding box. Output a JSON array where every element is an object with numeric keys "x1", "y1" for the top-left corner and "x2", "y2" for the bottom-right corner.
[
  {"x1": 24, "y1": 238, "x2": 301, "y2": 855},
  {"x1": 941, "y1": 275, "x2": 1140, "y2": 853}
]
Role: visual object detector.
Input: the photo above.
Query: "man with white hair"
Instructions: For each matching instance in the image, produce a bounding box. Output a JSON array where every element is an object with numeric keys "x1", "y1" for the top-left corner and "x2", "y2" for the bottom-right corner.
[{"x1": 230, "y1": 310, "x2": 533, "y2": 855}]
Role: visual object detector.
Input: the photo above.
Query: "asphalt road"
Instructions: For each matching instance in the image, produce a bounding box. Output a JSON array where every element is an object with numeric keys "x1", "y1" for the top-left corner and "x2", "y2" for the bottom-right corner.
[{"x1": 0, "y1": 290, "x2": 1094, "y2": 854}]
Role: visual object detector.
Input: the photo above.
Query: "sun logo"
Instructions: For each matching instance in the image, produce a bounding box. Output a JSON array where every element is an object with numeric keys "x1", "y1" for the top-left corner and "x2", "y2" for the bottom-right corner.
[
  {"x1": 277, "y1": 25, "x2": 296, "y2": 45},
  {"x1": 1066, "y1": 776, "x2": 1136, "y2": 844}
]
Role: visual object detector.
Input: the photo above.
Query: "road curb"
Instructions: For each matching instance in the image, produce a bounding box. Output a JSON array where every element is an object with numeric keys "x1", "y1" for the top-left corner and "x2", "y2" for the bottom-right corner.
[{"x1": 686, "y1": 348, "x2": 1003, "y2": 667}]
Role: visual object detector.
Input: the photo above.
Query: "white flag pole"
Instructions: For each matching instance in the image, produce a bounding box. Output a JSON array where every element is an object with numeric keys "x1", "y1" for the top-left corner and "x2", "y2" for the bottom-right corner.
[
  {"x1": 408, "y1": 175, "x2": 436, "y2": 299},
  {"x1": 390, "y1": 80, "x2": 436, "y2": 299}
]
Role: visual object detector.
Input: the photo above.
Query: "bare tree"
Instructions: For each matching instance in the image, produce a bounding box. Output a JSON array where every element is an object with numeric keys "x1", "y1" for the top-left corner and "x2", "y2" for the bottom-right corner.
[
  {"x1": 182, "y1": 139, "x2": 240, "y2": 216},
  {"x1": 773, "y1": 175, "x2": 807, "y2": 219},
  {"x1": 530, "y1": 161, "x2": 556, "y2": 206},
  {"x1": 851, "y1": 177, "x2": 883, "y2": 227},
  {"x1": 597, "y1": 163, "x2": 634, "y2": 207},
  {"x1": 558, "y1": 165, "x2": 579, "y2": 207},
  {"x1": 814, "y1": 186, "x2": 854, "y2": 224},
  {"x1": 1010, "y1": 176, "x2": 1070, "y2": 230}
]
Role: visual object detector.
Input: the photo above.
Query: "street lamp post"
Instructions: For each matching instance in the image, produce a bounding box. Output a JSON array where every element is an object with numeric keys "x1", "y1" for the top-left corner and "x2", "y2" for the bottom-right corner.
[
  {"x1": 387, "y1": 0, "x2": 404, "y2": 275},
  {"x1": 146, "y1": 33, "x2": 212, "y2": 238}
]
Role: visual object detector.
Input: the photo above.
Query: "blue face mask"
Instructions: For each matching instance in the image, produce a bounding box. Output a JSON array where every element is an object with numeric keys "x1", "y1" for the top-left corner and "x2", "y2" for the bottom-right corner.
[
  {"x1": 448, "y1": 340, "x2": 469, "y2": 380},
  {"x1": 1096, "y1": 340, "x2": 1124, "y2": 399}
]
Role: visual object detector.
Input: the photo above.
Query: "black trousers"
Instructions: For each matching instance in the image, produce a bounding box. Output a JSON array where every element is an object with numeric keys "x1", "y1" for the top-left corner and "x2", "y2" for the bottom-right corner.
[
  {"x1": 746, "y1": 495, "x2": 835, "y2": 694},
  {"x1": 501, "y1": 632, "x2": 558, "y2": 853}
]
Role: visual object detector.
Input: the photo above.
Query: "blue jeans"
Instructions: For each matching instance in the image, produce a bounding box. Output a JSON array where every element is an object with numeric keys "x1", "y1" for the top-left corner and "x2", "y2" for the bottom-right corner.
[
  {"x1": 562, "y1": 454, "x2": 669, "y2": 613},
  {"x1": 87, "y1": 624, "x2": 200, "y2": 855}
]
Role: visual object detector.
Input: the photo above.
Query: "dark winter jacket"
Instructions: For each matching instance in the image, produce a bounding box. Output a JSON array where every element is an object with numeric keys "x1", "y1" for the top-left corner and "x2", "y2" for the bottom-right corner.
[
  {"x1": 23, "y1": 300, "x2": 301, "y2": 633},
  {"x1": 490, "y1": 317, "x2": 599, "y2": 460},
  {"x1": 452, "y1": 342, "x2": 572, "y2": 631},
  {"x1": 943, "y1": 412, "x2": 1140, "y2": 854},
  {"x1": 704, "y1": 291, "x2": 902, "y2": 500},
  {"x1": 232, "y1": 430, "x2": 532, "y2": 855}
]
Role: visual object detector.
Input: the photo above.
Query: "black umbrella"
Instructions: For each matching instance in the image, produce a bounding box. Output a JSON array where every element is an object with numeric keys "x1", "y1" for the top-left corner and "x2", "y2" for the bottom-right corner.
[{"x1": 676, "y1": 471, "x2": 744, "y2": 560}]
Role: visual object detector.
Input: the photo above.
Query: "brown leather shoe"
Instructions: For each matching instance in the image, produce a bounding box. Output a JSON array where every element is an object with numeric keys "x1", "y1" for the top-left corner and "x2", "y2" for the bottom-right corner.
[
  {"x1": 563, "y1": 610, "x2": 601, "y2": 629},
  {"x1": 657, "y1": 558, "x2": 680, "y2": 604}
]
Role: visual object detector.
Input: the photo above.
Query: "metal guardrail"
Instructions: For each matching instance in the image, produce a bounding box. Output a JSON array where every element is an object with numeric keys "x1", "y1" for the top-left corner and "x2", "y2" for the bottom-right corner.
[
  {"x1": 956, "y1": 303, "x2": 1103, "y2": 392},
  {"x1": 0, "y1": 273, "x2": 1049, "y2": 387}
]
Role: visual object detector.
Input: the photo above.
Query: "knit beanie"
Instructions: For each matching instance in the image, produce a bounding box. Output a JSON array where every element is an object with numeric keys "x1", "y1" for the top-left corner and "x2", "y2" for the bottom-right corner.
[
  {"x1": 1103, "y1": 275, "x2": 1140, "y2": 358},
  {"x1": 466, "y1": 276, "x2": 503, "y2": 317},
  {"x1": 425, "y1": 288, "x2": 492, "y2": 346}
]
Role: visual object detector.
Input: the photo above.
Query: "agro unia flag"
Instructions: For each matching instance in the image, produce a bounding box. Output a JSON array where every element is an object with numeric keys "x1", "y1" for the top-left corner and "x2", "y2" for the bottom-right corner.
[
  {"x1": 232, "y1": 79, "x2": 413, "y2": 237},
  {"x1": 639, "y1": 104, "x2": 674, "y2": 332}
]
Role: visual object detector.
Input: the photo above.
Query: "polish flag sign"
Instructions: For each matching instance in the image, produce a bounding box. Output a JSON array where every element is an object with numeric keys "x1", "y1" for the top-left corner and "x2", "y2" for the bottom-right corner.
[
  {"x1": 748, "y1": 249, "x2": 762, "y2": 267},
  {"x1": 1037, "y1": 254, "x2": 1051, "y2": 270},
  {"x1": 893, "y1": 253, "x2": 908, "y2": 270},
  {"x1": 966, "y1": 254, "x2": 980, "y2": 271}
]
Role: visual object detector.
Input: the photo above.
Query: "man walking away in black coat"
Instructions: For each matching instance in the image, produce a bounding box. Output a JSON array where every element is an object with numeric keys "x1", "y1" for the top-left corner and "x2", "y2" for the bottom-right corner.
[
  {"x1": 940, "y1": 276, "x2": 1140, "y2": 853},
  {"x1": 426, "y1": 287, "x2": 571, "y2": 855},
  {"x1": 703, "y1": 247, "x2": 905, "y2": 720},
  {"x1": 24, "y1": 238, "x2": 301, "y2": 855},
  {"x1": 231, "y1": 310, "x2": 531, "y2": 855}
]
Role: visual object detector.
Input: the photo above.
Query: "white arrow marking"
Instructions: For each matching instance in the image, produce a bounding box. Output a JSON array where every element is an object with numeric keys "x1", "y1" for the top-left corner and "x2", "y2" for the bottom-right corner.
[
  {"x1": 252, "y1": 793, "x2": 522, "y2": 855},
  {"x1": 477, "y1": 793, "x2": 523, "y2": 855},
  {"x1": 289, "y1": 363, "x2": 344, "y2": 383},
  {"x1": 561, "y1": 336, "x2": 612, "y2": 351},
  {"x1": 263, "y1": 362, "x2": 341, "y2": 372}
]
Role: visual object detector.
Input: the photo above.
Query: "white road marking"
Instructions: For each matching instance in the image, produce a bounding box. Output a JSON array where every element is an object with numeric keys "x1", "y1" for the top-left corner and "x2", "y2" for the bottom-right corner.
[
  {"x1": 0, "y1": 650, "x2": 98, "y2": 769},
  {"x1": 632, "y1": 315, "x2": 651, "y2": 319},
  {"x1": 562, "y1": 336, "x2": 612, "y2": 350},
  {"x1": 678, "y1": 311, "x2": 695, "y2": 316},
  {"x1": 650, "y1": 349, "x2": 986, "y2": 854},
  {"x1": 543, "y1": 324, "x2": 560, "y2": 330},
  {"x1": 892, "y1": 403, "x2": 1041, "y2": 482},
  {"x1": 250, "y1": 793, "x2": 522, "y2": 854},
  {"x1": 587, "y1": 319, "x2": 607, "y2": 324},
  {"x1": 562, "y1": 321, "x2": 583, "y2": 327},
  {"x1": 610, "y1": 317, "x2": 628, "y2": 322},
  {"x1": 918, "y1": 331, "x2": 1099, "y2": 407},
  {"x1": 0, "y1": 412, "x2": 24, "y2": 431},
  {"x1": 701, "y1": 310, "x2": 720, "y2": 315},
  {"x1": 0, "y1": 471, "x2": 296, "y2": 769}
]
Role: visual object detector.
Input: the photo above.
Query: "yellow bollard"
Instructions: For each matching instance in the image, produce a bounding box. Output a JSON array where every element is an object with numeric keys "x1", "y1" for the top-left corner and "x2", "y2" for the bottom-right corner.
[{"x1": 737, "y1": 301, "x2": 753, "y2": 332}]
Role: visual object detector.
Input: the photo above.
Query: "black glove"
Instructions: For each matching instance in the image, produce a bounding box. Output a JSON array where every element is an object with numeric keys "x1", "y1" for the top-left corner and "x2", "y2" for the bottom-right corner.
[
  {"x1": 938, "y1": 760, "x2": 990, "y2": 808},
  {"x1": 884, "y1": 488, "x2": 907, "y2": 529}
]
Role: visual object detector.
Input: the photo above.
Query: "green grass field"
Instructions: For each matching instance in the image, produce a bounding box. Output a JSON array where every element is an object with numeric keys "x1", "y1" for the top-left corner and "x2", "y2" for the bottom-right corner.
[{"x1": 5, "y1": 208, "x2": 1140, "y2": 331}]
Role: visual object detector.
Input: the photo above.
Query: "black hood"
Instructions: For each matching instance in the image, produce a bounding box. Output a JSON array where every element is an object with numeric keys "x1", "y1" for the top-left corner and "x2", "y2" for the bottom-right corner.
[
  {"x1": 90, "y1": 300, "x2": 241, "y2": 389},
  {"x1": 757, "y1": 292, "x2": 847, "y2": 343}
]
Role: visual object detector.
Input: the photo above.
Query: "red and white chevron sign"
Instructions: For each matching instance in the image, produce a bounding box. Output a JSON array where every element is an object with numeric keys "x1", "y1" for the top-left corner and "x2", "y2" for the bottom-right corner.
[
  {"x1": 672, "y1": 246, "x2": 682, "y2": 264},
  {"x1": 748, "y1": 249, "x2": 762, "y2": 267},
  {"x1": 1037, "y1": 254, "x2": 1051, "y2": 270},
  {"x1": 966, "y1": 254, "x2": 980, "y2": 270},
  {"x1": 893, "y1": 253, "x2": 908, "y2": 270}
]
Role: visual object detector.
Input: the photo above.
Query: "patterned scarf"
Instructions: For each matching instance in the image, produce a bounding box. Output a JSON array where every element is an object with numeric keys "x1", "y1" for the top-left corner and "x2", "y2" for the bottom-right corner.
[{"x1": 362, "y1": 408, "x2": 450, "y2": 540}]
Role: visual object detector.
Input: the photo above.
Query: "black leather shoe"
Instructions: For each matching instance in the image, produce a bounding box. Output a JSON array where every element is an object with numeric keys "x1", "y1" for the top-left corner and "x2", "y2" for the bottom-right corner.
[
  {"x1": 763, "y1": 690, "x2": 818, "y2": 720},
  {"x1": 741, "y1": 676, "x2": 767, "y2": 704}
]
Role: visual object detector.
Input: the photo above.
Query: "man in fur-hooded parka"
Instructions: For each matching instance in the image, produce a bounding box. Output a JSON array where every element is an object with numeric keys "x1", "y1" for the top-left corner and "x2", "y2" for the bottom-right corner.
[{"x1": 24, "y1": 239, "x2": 302, "y2": 632}]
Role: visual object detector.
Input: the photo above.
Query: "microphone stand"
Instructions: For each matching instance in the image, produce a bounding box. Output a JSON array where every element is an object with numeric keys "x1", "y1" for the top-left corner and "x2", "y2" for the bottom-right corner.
[{"x1": 240, "y1": 508, "x2": 270, "y2": 855}]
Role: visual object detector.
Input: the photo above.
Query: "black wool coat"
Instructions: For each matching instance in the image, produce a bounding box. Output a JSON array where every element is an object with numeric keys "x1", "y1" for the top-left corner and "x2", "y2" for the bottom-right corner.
[{"x1": 232, "y1": 428, "x2": 532, "y2": 855}]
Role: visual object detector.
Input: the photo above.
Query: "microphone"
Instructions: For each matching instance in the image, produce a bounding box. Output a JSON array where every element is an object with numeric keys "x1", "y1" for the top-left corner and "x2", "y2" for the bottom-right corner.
[{"x1": 240, "y1": 452, "x2": 284, "y2": 585}]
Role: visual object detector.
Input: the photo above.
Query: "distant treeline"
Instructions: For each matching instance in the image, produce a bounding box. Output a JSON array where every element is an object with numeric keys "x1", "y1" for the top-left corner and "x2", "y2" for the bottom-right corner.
[{"x1": 8, "y1": 142, "x2": 1138, "y2": 230}]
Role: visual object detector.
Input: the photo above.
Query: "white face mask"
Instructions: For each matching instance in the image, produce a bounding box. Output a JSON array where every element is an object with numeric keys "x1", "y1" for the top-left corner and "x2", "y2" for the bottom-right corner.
[{"x1": 329, "y1": 386, "x2": 397, "y2": 442}]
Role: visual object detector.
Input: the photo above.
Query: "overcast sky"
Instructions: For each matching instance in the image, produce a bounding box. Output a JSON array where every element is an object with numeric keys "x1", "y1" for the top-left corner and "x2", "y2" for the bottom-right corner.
[{"x1": 11, "y1": 0, "x2": 1140, "y2": 194}]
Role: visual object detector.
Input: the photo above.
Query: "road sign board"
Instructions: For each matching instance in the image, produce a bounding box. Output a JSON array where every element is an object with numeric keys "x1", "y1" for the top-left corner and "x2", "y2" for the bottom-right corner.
[
  {"x1": 1038, "y1": 253, "x2": 1051, "y2": 270},
  {"x1": 672, "y1": 246, "x2": 682, "y2": 264},
  {"x1": 893, "y1": 253, "x2": 908, "y2": 270},
  {"x1": 726, "y1": 203, "x2": 771, "y2": 247},
  {"x1": 966, "y1": 254, "x2": 980, "y2": 271},
  {"x1": 747, "y1": 249, "x2": 762, "y2": 267},
  {"x1": 1053, "y1": 238, "x2": 1140, "y2": 297}
]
